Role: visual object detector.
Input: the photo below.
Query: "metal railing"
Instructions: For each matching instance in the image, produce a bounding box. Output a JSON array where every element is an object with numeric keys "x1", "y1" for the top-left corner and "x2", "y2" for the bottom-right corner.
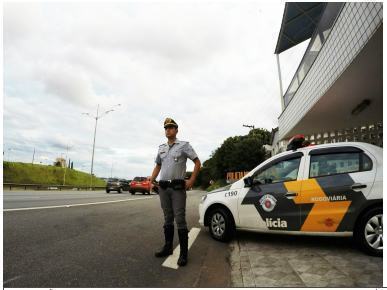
[{"x1": 3, "y1": 183, "x2": 106, "y2": 191}]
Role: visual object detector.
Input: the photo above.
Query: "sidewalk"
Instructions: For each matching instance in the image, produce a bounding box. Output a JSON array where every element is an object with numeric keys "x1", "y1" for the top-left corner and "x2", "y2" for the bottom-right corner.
[{"x1": 229, "y1": 231, "x2": 382, "y2": 287}]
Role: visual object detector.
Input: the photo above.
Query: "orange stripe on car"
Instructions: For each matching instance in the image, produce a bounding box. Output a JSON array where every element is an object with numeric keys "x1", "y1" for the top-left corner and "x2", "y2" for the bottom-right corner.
[{"x1": 285, "y1": 179, "x2": 351, "y2": 232}]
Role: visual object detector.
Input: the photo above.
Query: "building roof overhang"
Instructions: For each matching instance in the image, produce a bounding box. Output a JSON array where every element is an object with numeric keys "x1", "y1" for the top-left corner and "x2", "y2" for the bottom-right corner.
[{"x1": 274, "y1": 2, "x2": 326, "y2": 54}]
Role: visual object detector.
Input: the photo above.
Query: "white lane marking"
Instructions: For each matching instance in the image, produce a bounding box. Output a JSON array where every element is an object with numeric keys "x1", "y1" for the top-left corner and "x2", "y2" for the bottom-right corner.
[
  {"x1": 4, "y1": 197, "x2": 153, "y2": 212},
  {"x1": 162, "y1": 227, "x2": 201, "y2": 270},
  {"x1": 3, "y1": 275, "x2": 22, "y2": 285}
]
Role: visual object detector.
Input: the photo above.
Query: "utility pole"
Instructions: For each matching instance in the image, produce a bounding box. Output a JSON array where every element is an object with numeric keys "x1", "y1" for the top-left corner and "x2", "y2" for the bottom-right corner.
[
  {"x1": 7, "y1": 148, "x2": 13, "y2": 162},
  {"x1": 63, "y1": 144, "x2": 72, "y2": 186},
  {"x1": 243, "y1": 124, "x2": 255, "y2": 130},
  {"x1": 82, "y1": 103, "x2": 121, "y2": 190},
  {"x1": 32, "y1": 148, "x2": 35, "y2": 164}
]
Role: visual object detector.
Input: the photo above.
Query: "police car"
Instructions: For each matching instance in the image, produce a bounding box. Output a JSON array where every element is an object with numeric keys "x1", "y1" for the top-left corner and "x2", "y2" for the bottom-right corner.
[{"x1": 199, "y1": 137, "x2": 383, "y2": 256}]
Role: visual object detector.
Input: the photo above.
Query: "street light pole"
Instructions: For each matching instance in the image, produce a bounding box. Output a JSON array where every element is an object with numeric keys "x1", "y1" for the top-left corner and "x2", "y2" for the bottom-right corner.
[
  {"x1": 82, "y1": 103, "x2": 121, "y2": 190},
  {"x1": 90, "y1": 104, "x2": 100, "y2": 189},
  {"x1": 8, "y1": 148, "x2": 13, "y2": 162},
  {"x1": 63, "y1": 144, "x2": 72, "y2": 186}
]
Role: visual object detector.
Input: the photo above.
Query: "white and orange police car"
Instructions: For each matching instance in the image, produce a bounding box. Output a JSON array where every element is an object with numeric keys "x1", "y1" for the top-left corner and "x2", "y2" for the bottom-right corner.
[{"x1": 199, "y1": 137, "x2": 383, "y2": 256}]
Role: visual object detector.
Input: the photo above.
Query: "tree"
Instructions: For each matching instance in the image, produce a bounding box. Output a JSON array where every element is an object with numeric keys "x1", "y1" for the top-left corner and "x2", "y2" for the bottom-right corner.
[{"x1": 195, "y1": 128, "x2": 271, "y2": 189}]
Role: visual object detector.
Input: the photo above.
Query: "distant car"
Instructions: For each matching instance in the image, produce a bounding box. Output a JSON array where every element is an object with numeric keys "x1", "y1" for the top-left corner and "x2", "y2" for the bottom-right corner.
[
  {"x1": 130, "y1": 177, "x2": 158, "y2": 195},
  {"x1": 119, "y1": 179, "x2": 130, "y2": 191},
  {"x1": 106, "y1": 178, "x2": 125, "y2": 193}
]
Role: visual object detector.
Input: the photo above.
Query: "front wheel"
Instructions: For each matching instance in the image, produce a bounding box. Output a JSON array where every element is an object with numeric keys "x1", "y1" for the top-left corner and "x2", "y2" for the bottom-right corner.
[
  {"x1": 354, "y1": 207, "x2": 383, "y2": 256},
  {"x1": 106, "y1": 189, "x2": 110, "y2": 193},
  {"x1": 208, "y1": 208, "x2": 235, "y2": 242},
  {"x1": 117, "y1": 188, "x2": 122, "y2": 193}
]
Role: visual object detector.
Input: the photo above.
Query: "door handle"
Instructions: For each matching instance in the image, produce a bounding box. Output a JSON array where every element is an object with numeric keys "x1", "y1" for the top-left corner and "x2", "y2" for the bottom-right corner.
[
  {"x1": 351, "y1": 183, "x2": 367, "y2": 190},
  {"x1": 284, "y1": 192, "x2": 298, "y2": 198}
]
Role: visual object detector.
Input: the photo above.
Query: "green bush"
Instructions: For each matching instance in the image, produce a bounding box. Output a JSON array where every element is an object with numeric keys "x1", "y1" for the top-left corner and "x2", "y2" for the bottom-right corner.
[{"x1": 195, "y1": 128, "x2": 271, "y2": 190}]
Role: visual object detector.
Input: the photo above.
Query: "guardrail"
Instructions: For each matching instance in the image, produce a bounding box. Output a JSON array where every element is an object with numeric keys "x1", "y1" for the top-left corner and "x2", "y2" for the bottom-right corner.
[{"x1": 3, "y1": 183, "x2": 106, "y2": 191}]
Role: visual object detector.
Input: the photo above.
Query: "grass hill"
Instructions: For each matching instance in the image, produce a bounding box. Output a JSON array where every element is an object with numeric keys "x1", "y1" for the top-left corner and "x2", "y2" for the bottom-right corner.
[{"x1": 3, "y1": 162, "x2": 106, "y2": 187}]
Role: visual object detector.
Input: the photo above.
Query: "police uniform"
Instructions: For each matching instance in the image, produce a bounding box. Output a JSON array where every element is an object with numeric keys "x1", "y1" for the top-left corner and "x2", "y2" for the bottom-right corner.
[{"x1": 154, "y1": 118, "x2": 198, "y2": 267}]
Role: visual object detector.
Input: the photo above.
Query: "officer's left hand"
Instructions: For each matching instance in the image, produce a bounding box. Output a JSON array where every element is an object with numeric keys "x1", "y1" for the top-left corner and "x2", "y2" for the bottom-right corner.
[{"x1": 185, "y1": 179, "x2": 194, "y2": 190}]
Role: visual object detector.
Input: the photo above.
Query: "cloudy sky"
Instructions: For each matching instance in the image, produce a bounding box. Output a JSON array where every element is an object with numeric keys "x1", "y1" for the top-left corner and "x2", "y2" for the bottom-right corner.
[{"x1": 4, "y1": 1, "x2": 308, "y2": 179}]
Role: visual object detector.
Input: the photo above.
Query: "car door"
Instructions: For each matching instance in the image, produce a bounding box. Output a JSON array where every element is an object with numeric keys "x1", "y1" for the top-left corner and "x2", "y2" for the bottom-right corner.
[
  {"x1": 237, "y1": 152, "x2": 304, "y2": 231},
  {"x1": 296, "y1": 146, "x2": 376, "y2": 232}
]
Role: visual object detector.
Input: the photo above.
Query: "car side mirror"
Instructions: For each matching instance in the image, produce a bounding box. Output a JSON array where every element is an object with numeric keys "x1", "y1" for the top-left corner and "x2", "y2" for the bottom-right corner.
[{"x1": 244, "y1": 176, "x2": 253, "y2": 187}]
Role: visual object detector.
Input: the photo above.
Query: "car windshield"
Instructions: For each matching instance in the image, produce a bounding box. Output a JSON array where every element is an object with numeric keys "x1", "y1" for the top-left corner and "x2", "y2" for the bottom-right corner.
[
  {"x1": 108, "y1": 178, "x2": 119, "y2": 182},
  {"x1": 133, "y1": 177, "x2": 146, "y2": 181}
]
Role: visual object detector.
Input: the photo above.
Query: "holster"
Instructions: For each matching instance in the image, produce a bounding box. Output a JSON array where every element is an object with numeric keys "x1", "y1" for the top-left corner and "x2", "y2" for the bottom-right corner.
[{"x1": 159, "y1": 180, "x2": 170, "y2": 190}]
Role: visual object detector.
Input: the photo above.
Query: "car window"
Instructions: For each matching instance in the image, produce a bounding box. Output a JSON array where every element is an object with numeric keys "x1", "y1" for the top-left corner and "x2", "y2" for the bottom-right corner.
[
  {"x1": 252, "y1": 157, "x2": 301, "y2": 184},
  {"x1": 309, "y1": 152, "x2": 373, "y2": 178}
]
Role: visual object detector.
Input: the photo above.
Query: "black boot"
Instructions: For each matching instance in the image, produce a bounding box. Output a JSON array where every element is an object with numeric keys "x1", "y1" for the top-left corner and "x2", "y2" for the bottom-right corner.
[
  {"x1": 155, "y1": 225, "x2": 174, "y2": 257},
  {"x1": 177, "y1": 228, "x2": 189, "y2": 266}
]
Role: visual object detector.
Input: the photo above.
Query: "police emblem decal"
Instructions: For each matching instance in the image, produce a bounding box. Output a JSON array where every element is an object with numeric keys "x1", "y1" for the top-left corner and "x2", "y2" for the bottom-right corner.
[{"x1": 259, "y1": 194, "x2": 277, "y2": 212}]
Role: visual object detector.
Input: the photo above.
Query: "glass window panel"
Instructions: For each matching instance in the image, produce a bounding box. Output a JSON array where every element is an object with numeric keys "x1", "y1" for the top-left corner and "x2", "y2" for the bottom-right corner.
[
  {"x1": 253, "y1": 157, "x2": 301, "y2": 184},
  {"x1": 309, "y1": 153, "x2": 361, "y2": 178}
]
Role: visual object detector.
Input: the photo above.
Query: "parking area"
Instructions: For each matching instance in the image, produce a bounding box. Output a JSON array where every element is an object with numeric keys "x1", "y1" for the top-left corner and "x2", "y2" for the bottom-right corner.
[{"x1": 229, "y1": 230, "x2": 382, "y2": 287}]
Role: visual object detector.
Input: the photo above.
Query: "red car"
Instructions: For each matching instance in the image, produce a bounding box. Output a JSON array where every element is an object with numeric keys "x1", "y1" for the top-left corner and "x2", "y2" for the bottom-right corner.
[{"x1": 130, "y1": 177, "x2": 158, "y2": 195}]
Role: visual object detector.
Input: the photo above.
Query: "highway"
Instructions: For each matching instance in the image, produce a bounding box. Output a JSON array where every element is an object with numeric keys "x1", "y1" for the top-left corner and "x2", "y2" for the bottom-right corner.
[
  {"x1": 3, "y1": 189, "x2": 382, "y2": 287},
  {"x1": 3, "y1": 190, "x2": 231, "y2": 287}
]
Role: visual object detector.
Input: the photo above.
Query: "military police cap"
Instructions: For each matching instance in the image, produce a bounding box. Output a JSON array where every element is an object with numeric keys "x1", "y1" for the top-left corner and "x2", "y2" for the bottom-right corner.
[{"x1": 164, "y1": 117, "x2": 178, "y2": 128}]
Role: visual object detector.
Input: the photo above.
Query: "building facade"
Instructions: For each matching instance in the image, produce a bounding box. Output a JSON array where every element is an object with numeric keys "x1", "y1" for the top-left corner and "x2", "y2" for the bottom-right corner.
[{"x1": 273, "y1": 2, "x2": 383, "y2": 154}]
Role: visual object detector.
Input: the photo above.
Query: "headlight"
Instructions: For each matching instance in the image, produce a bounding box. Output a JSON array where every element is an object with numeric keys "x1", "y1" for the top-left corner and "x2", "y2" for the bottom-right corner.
[{"x1": 201, "y1": 194, "x2": 207, "y2": 203}]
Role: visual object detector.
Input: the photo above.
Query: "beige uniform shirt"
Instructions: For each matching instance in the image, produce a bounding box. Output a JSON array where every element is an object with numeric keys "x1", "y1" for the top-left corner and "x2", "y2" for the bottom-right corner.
[{"x1": 155, "y1": 139, "x2": 198, "y2": 180}]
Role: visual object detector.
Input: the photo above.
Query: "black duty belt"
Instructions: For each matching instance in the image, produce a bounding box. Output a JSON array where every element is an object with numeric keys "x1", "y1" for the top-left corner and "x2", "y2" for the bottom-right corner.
[{"x1": 159, "y1": 179, "x2": 185, "y2": 190}]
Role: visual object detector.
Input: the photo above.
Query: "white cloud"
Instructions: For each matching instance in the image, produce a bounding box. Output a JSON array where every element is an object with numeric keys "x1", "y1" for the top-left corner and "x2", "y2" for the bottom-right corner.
[{"x1": 4, "y1": 1, "x2": 308, "y2": 179}]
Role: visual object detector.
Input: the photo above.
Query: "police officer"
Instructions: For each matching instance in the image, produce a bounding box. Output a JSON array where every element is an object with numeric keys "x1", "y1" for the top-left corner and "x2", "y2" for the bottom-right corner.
[{"x1": 150, "y1": 118, "x2": 201, "y2": 266}]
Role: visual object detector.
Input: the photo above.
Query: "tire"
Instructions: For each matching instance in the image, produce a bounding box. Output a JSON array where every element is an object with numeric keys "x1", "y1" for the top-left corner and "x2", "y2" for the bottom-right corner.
[
  {"x1": 208, "y1": 207, "x2": 235, "y2": 242},
  {"x1": 117, "y1": 188, "x2": 122, "y2": 193},
  {"x1": 354, "y1": 206, "x2": 383, "y2": 257},
  {"x1": 106, "y1": 189, "x2": 110, "y2": 193},
  {"x1": 142, "y1": 191, "x2": 145, "y2": 195},
  {"x1": 130, "y1": 191, "x2": 135, "y2": 195}
]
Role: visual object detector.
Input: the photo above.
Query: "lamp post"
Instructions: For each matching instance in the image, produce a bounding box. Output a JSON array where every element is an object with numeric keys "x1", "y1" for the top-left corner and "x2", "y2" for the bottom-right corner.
[
  {"x1": 82, "y1": 103, "x2": 121, "y2": 190},
  {"x1": 7, "y1": 148, "x2": 13, "y2": 162},
  {"x1": 63, "y1": 144, "x2": 73, "y2": 186}
]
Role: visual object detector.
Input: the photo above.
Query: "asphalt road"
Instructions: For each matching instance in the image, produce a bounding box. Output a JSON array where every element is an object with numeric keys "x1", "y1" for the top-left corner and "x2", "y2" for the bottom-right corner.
[
  {"x1": 3, "y1": 190, "x2": 231, "y2": 287},
  {"x1": 4, "y1": 189, "x2": 383, "y2": 287},
  {"x1": 3, "y1": 190, "x2": 153, "y2": 209}
]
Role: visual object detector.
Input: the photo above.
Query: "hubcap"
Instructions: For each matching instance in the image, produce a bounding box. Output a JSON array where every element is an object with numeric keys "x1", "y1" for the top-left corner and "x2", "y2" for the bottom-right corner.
[
  {"x1": 211, "y1": 213, "x2": 225, "y2": 237},
  {"x1": 364, "y1": 214, "x2": 383, "y2": 250}
]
